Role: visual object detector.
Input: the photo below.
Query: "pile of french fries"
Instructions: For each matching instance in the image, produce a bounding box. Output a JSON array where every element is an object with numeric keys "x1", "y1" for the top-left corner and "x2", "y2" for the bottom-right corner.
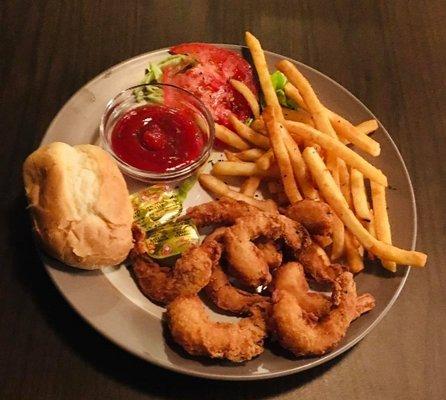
[{"x1": 199, "y1": 32, "x2": 427, "y2": 272}]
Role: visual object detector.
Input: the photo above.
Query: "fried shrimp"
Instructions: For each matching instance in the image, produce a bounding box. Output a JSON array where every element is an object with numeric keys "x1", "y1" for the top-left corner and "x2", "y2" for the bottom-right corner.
[
  {"x1": 205, "y1": 261, "x2": 270, "y2": 315},
  {"x1": 298, "y1": 242, "x2": 344, "y2": 283},
  {"x1": 271, "y1": 272, "x2": 359, "y2": 356},
  {"x1": 272, "y1": 262, "x2": 331, "y2": 318},
  {"x1": 186, "y1": 198, "x2": 263, "y2": 227},
  {"x1": 167, "y1": 295, "x2": 267, "y2": 362},
  {"x1": 276, "y1": 215, "x2": 342, "y2": 283},
  {"x1": 272, "y1": 262, "x2": 374, "y2": 320},
  {"x1": 284, "y1": 199, "x2": 335, "y2": 237},
  {"x1": 255, "y1": 239, "x2": 283, "y2": 270},
  {"x1": 132, "y1": 241, "x2": 220, "y2": 304},
  {"x1": 203, "y1": 228, "x2": 269, "y2": 315},
  {"x1": 224, "y1": 213, "x2": 283, "y2": 287},
  {"x1": 355, "y1": 293, "x2": 376, "y2": 318}
]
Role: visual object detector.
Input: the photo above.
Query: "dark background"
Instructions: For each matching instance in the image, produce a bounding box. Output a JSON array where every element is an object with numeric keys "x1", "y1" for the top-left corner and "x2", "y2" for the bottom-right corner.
[{"x1": 1, "y1": 1, "x2": 445, "y2": 399}]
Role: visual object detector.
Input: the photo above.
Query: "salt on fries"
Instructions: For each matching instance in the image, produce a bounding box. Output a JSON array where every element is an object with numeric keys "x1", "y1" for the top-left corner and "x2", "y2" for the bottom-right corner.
[
  {"x1": 263, "y1": 106, "x2": 302, "y2": 203},
  {"x1": 199, "y1": 174, "x2": 276, "y2": 213},
  {"x1": 279, "y1": 61, "x2": 381, "y2": 157},
  {"x1": 245, "y1": 32, "x2": 283, "y2": 118},
  {"x1": 240, "y1": 176, "x2": 262, "y2": 196},
  {"x1": 285, "y1": 120, "x2": 388, "y2": 186},
  {"x1": 229, "y1": 114, "x2": 270, "y2": 149},
  {"x1": 302, "y1": 147, "x2": 426, "y2": 267},
  {"x1": 197, "y1": 31, "x2": 426, "y2": 272}
]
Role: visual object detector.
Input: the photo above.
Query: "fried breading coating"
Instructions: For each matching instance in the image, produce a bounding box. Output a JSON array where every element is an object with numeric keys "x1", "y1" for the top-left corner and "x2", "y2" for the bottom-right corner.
[
  {"x1": 186, "y1": 198, "x2": 263, "y2": 227},
  {"x1": 271, "y1": 272, "x2": 359, "y2": 356},
  {"x1": 132, "y1": 241, "x2": 220, "y2": 304},
  {"x1": 167, "y1": 295, "x2": 267, "y2": 362},
  {"x1": 204, "y1": 228, "x2": 270, "y2": 314},
  {"x1": 224, "y1": 213, "x2": 283, "y2": 287},
  {"x1": 284, "y1": 199, "x2": 335, "y2": 237},
  {"x1": 272, "y1": 262, "x2": 331, "y2": 319}
]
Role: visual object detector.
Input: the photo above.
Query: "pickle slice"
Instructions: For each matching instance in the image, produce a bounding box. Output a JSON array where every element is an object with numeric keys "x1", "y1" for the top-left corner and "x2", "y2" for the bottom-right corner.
[{"x1": 145, "y1": 219, "x2": 199, "y2": 259}]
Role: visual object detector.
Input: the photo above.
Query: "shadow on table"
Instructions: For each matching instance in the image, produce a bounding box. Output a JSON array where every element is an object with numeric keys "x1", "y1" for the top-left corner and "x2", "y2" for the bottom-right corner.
[{"x1": 10, "y1": 194, "x2": 350, "y2": 399}]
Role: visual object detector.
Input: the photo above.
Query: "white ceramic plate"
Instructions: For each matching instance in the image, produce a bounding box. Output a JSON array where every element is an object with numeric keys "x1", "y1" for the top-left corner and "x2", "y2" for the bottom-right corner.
[{"x1": 41, "y1": 45, "x2": 415, "y2": 380}]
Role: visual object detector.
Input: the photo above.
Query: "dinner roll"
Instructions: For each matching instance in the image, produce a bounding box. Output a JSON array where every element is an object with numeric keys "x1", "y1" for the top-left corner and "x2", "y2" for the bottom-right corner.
[{"x1": 23, "y1": 142, "x2": 134, "y2": 269}]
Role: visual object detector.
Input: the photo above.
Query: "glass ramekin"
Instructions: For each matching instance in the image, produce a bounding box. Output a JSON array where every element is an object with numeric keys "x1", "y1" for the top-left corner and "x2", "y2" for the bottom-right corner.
[{"x1": 100, "y1": 83, "x2": 215, "y2": 182}]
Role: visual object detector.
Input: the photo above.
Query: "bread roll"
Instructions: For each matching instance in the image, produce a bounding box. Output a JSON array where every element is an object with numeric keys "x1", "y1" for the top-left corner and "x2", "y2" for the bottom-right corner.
[{"x1": 23, "y1": 142, "x2": 133, "y2": 269}]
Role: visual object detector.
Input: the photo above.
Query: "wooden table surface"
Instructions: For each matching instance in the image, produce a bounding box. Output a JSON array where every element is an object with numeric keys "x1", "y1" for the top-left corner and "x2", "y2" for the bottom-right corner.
[{"x1": 1, "y1": 1, "x2": 445, "y2": 399}]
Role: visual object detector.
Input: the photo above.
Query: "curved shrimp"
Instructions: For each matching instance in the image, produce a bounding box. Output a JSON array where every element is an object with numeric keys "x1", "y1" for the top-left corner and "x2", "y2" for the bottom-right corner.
[
  {"x1": 255, "y1": 239, "x2": 283, "y2": 270},
  {"x1": 167, "y1": 295, "x2": 267, "y2": 362},
  {"x1": 278, "y1": 215, "x2": 342, "y2": 283},
  {"x1": 186, "y1": 198, "x2": 263, "y2": 227},
  {"x1": 271, "y1": 272, "x2": 359, "y2": 356},
  {"x1": 284, "y1": 199, "x2": 334, "y2": 237},
  {"x1": 203, "y1": 228, "x2": 269, "y2": 315},
  {"x1": 132, "y1": 240, "x2": 220, "y2": 304},
  {"x1": 298, "y1": 242, "x2": 344, "y2": 283},
  {"x1": 224, "y1": 213, "x2": 283, "y2": 288},
  {"x1": 272, "y1": 262, "x2": 331, "y2": 319},
  {"x1": 272, "y1": 262, "x2": 375, "y2": 320}
]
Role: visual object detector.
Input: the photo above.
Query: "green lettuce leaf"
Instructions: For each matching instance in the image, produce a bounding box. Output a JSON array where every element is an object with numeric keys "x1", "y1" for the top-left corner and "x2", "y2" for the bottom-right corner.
[
  {"x1": 134, "y1": 54, "x2": 192, "y2": 102},
  {"x1": 270, "y1": 70, "x2": 297, "y2": 109}
]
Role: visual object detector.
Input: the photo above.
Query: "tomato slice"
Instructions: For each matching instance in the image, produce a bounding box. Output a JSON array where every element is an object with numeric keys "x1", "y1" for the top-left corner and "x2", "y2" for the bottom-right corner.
[{"x1": 163, "y1": 43, "x2": 258, "y2": 128}]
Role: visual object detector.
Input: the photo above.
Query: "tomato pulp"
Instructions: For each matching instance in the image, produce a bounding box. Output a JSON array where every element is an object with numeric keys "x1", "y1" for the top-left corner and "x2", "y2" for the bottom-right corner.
[
  {"x1": 164, "y1": 43, "x2": 259, "y2": 128},
  {"x1": 111, "y1": 105, "x2": 204, "y2": 172}
]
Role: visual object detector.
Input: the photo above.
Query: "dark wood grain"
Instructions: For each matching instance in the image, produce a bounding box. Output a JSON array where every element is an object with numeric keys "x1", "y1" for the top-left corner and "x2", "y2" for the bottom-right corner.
[{"x1": 1, "y1": 0, "x2": 445, "y2": 399}]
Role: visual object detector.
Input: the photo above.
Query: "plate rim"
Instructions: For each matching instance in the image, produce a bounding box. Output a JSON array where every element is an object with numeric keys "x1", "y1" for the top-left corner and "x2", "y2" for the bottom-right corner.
[{"x1": 42, "y1": 44, "x2": 416, "y2": 380}]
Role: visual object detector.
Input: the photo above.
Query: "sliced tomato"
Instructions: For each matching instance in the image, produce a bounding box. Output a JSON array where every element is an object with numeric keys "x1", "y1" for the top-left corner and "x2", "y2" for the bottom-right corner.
[{"x1": 163, "y1": 43, "x2": 258, "y2": 128}]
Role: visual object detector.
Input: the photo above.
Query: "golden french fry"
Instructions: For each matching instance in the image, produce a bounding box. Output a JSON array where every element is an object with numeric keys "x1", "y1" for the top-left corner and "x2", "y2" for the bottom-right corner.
[
  {"x1": 356, "y1": 119, "x2": 379, "y2": 135},
  {"x1": 338, "y1": 159, "x2": 352, "y2": 207},
  {"x1": 286, "y1": 120, "x2": 388, "y2": 186},
  {"x1": 281, "y1": 106, "x2": 314, "y2": 127},
  {"x1": 284, "y1": 80, "x2": 379, "y2": 151},
  {"x1": 229, "y1": 114, "x2": 270, "y2": 149},
  {"x1": 215, "y1": 123, "x2": 250, "y2": 150},
  {"x1": 236, "y1": 148, "x2": 265, "y2": 161},
  {"x1": 249, "y1": 110, "x2": 319, "y2": 198},
  {"x1": 331, "y1": 213, "x2": 345, "y2": 261},
  {"x1": 367, "y1": 212, "x2": 377, "y2": 237},
  {"x1": 302, "y1": 147, "x2": 427, "y2": 267},
  {"x1": 281, "y1": 132, "x2": 320, "y2": 200},
  {"x1": 328, "y1": 112, "x2": 380, "y2": 157},
  {"x1": 224, "y1": 150, "x2": 241, "y2": 162},
  {"x1": 251, "y1": 118, "x2": 268, "y2": 135},
  {"x1": 256, "y1": 148, "x2": 275, "y2": 170},
  {"x1": 245, "y1": 32, "x2": 283, "y2": 119},
  {"x1": 212, "y1": 161, "x2": 279, "y2": 177},
  {"x1": 277, "y1": 60, "x2": 338, "y2": 139},
  {"x1": 277, "y1": 60, "x2": 341, "y2": 183},
  {"x1": 263, "y1": 106, "x2": 302, "y2": 203},
  {"x1": 240, "y1": 176, "x2": 261, "y2": 196},
  {"x1": 350, "y1": 168, "x2": 372, "y2": 220},
  {"x1": 198, "y1": 174, "x2": 277, "y2": 213},
  {"x1": 370, "y1": 181, "x2": 397, "y2": 272},
  {"x1": 230, "y1": 79, "x2": 260, "y2": 118},
  {"x1": 283, "y1": 82, "x2": 307, "y2": 110},
  {"x1": 344, "y1": 230, "x2": 364, "y2": 273}
]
